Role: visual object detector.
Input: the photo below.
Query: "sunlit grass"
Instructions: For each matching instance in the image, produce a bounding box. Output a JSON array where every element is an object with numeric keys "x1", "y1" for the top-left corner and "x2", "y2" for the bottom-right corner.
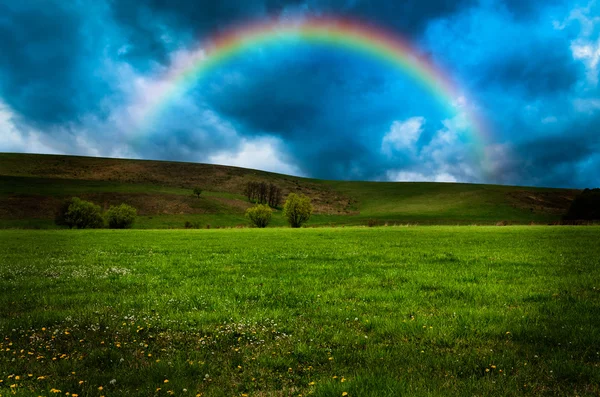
[{"x1": 1, "y1": 226, "x2": 599, "y2": 396}]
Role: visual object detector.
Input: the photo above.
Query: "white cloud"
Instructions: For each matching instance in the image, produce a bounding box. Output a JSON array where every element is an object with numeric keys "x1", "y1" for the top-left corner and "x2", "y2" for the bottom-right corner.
[
  {"x1": 573, "y1": 97, "x2": 600, "y2": 113},
  {"x1": 383, "y1": 112, "x2": 487, "y2": 184},
  {"x1": 381, "y1": 117, "x2": 425, "y2": 155},
  {"x1": 556, "y1": 1, "x2": 600, "y2": 85},
  {"x1": 0, "y1": 101, "x2": 58, "y2": 154},
  {"x1": 386, "y1": 170, "x2": 457, "y2": 183},
  {"x1": 571, "y1": 37, "x2": 600, "y2": 85},
  {"x1": 541, "y1": 116, "x2": 558, "y2": 124},
  {"x1": 208, "y1": 137, "x2": 304, "y2": 176}
]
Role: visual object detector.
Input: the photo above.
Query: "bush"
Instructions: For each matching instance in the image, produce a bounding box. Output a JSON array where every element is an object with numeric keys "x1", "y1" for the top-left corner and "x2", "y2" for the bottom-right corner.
[
  {"x1": 105, "y1": 203, "x2": 137, "y2": 229},
  {"x1": 54, "y1": 199, "x2": 73, "y2": 228},
  {"x1": 55, "y1": 197, "x2": 104, "y2": 229},
  {"x1": 193, "y1": 187, "x2": 203, "y2": 198},
  {"x1": 367, "y1": 219, "x2": 378, "y2": 227},
  {"x1": 245, "y1": 204, "x2": 272, "y2": 228},
  {"x1": 283, "y1": 193, "x2": 313, "y2": 228},
  {"x1": 184, "y1": 221, "x2": 201, "y2": 229},
  {"x1": 564, "y1": 188, "x2": 600, "y2": 220}
]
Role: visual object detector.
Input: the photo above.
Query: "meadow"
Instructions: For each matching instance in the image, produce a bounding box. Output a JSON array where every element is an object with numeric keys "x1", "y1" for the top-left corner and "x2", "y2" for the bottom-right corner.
[
  {"x1": 1, "y1": 226, "x2": 599, "y2": 396},
  {"x1": 0, "y1": 153, "x2": 580, "y2": 229}
]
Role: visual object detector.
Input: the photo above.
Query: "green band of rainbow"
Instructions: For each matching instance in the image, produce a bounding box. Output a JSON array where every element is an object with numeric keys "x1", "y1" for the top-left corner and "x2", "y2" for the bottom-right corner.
[{"x1": 138, "y1": 17, "x2": 491, "y2": 167}]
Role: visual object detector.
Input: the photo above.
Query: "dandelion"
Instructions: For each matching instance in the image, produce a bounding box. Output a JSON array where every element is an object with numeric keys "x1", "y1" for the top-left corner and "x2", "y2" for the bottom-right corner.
[
  {"x1": 328, "y1": 357, "x2": 334, "y2": 361},
  {"x1": 98, "y1": 386, "x2": 103, "y2": 390},
  {"x1": 341, "y1": 377, "x2": 346, "y2": 383},
  {"x1": 50, "y1": 388, "x2": 61, "y2": 393},
  {"x1": 309, "y1": 382, "x2": 315, "y2": 386},
  {"x1": 156, "y1": 388, "x2": 161, "y2": 392},
  {"x1": 10, "y1": 384, "x2": 17, "y2": 388},
  {"x1": 72, "y1": 394, "x2": 79, "y2": 397},
  {"x1": 164, "y1": 379, "x2": 169, "y2": 383},
  {"x1": 342, "y1": 393, "x2": 348, "y2": 396},
  {"x1": 78, "y1": 381, "x2": 84, "y2": 385},
  {"x1": 15, "y1": 376, "x2": 20, "y2": 380}
]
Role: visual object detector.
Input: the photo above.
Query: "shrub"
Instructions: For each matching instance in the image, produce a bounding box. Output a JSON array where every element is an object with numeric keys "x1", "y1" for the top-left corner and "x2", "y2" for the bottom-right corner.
[
  {"x1": 245, "y1": 204, "x2": 272, "y2": 228},
  {"x1": 54, "y1": 199, "x2": 74, "y2": 228},
  {"x1": 105, "y1": 203, "x2": 137, "y2": 229},
  {"x1": 283, "y1": 193, "x2": 313, "y2": 228},
  {"x1": 563, "y1": 188, "x2": 600, "y2": 220},
  {"x1": 55, "y1": 197, "x2": 104, "y2": 229},
  {"x1": 184, "y1": 221, "x2": 200, "y2": 229},
  {"x1": 193, "y1": 187, "x2": 203, "y2": 198}
]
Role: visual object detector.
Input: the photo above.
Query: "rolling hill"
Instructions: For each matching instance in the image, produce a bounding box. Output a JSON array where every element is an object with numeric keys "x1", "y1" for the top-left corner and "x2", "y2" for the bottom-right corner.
[{"x1": 0, "y1": 153, "x2": 580, "y2": 228}]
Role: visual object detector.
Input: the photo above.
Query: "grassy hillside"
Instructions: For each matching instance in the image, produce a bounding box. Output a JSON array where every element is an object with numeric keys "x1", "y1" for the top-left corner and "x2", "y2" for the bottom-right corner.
[
  {"x1": 0, "y1": 153, "x2": 579, "y2": 228},
  {"x1": 1, "y1": 227, "x2": 599, "y2": 396}
]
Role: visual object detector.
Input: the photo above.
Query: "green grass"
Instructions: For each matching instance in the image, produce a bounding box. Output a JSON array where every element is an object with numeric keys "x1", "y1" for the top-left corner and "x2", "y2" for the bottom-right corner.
[{"x1": 1, "y1": 226, "x2": 599, "y2": 396}]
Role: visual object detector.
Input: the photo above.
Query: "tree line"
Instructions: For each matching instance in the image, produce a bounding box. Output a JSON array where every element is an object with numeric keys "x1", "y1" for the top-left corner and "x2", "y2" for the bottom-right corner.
[{"x1": 244, "y1": 182, "x2": 282, "y2": 208}]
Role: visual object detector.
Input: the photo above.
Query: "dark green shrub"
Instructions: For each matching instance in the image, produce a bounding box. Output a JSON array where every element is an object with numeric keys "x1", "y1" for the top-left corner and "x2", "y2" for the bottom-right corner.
[
  {"x1": 193, "y1": 187, "x2": 203, "y2": 198},
  {"x1": 55, "y1": 199, "x2": 73, "y2": 228},
  {"x1": 105, "y1": 204, "x2": 137, "y2": 229},
  {"x1": 184, "y1": 221, "x2": 201, "y2": 229},
  {"x1": 245, "y1": 204, "x2": 272, "y2": 228},
  {"x1": 564, "y1": 188, "x2": 600, "y2": 220},
  {"x1": 55, "y1": 197, "x2": 103, "y2": 229},
  {"x1": 283, "y1": 193, "x2": 313, "y2": 228}
]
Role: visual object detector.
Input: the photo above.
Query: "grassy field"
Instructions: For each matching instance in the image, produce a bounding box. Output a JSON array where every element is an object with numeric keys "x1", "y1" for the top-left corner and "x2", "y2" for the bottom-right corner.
[
  {"x1": 1, "y1": 226, "x2": 599, "y2": 396},
  {"x1": 0, "y1": 153, "x2": 581, "y2": 228}
]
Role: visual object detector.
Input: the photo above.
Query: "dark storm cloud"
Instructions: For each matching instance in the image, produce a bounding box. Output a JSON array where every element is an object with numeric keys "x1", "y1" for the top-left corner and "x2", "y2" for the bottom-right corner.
[
  {"x1": 479, "y1": 39, "x2": 580, "y2": 96},
  {"x1": 106, "y1": 0, "x2": 475, "y2": 67},
  {"x1": 510, "y1": 121, "x2": 600, "y2": 187},
  {"x1": 0, "y1": 2, "x2": 114, "y2": 125}
]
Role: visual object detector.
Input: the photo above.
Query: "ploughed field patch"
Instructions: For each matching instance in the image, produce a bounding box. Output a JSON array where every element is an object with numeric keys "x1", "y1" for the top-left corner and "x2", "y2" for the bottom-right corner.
[{"x1": 1, "y1": 226, "x2": 599, "y2": 396}]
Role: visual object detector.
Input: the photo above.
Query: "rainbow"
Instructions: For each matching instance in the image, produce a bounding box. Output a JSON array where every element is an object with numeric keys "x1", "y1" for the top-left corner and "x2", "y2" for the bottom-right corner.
[{"x1": 136, "y1": 16, "x2": 491, "y2": 161}]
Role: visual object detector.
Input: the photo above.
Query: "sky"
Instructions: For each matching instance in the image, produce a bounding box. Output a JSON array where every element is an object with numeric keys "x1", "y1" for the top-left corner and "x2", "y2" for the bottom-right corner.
[{"x1": 0, "y1": 0, "x2": 599, "y2": 188}]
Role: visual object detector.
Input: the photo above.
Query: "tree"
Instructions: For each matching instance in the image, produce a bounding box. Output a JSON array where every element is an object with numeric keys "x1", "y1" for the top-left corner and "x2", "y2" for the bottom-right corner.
[
  {"x1": 55, "y1": 197, "x2": 104, "y2": 229},
  {"x1": 245, "y1": 204, "x2": 272, "y2": 228},
  {"x1": 564, "y1": 188, "x2": 600, "y2": 220},
  {"x1": 283, "y1": 193, "x2": 313, "y2": 228},
  {"x1": 267, "y1": 183, "x2": 282, "y2": 208},
  {"x1": 244, "y1": 181, "x2": 282, "y2": 208},
  {"x1": 105, "y1": 203, "x2": 138, "y2": 229},
  {"x1": 193, "y1": 187, "x2": 203, "y2": 198},
  {"x1": 55, "y1": 199, "x2": 74, "y2": 228}
]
